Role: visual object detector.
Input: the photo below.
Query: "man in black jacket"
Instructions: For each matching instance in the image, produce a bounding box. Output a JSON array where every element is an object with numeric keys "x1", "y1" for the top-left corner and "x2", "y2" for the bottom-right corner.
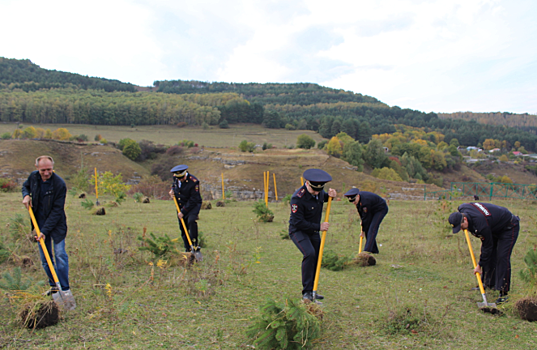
[
  {"x1": 22, "y1": 155, "x2": 70, "y2": 295},
  {"x1": 344, "y1": 188, "x2": 388, "y2": 254},
  {"x1": 289, "y1": 169, "x2": 337, "y2": 301},
  {"x1": 449, "y1": 202, "x2": 519, "y2": 303},
  {"x1": 169, "y1": 165, "x2": 202, "y2": 252}
]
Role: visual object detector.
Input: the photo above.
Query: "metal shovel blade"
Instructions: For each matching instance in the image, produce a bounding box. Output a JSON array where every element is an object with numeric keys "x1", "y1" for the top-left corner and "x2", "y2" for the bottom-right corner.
[
  {"x1": 194, "y1": 250, "x2": 203, "y2": 262},
  {"x1": 53, "y1": 289, "x2": 77, "y2": 310}
]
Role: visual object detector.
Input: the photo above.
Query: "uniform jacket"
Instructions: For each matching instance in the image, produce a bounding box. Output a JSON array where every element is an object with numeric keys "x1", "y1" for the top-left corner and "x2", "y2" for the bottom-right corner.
[
  {"x1": 458, "y1": 202, "x2": 518, "y2": 267},
  {"x1": 172, "y1": 173, "x2": 202, "y2": 216},
  {"x1": 22, "y1": 170, "x2": 67, "y2": 242},
  {"x1": 289, "y1": 185, "x2": 328, "y2": 234},
  {"x1": 355, "y1": 191, "x2": 388, "y2": 229}
]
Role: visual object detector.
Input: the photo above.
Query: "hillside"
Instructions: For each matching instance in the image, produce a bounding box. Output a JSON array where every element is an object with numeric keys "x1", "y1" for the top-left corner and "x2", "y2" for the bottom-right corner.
[
  {"x1": 0, "y1": 57, "x2": 136, "y2": 92},
  {"x1": 0, "y1": 139, "x2": 443, "y2": 200},
  {"x1": 0, "y1": 139, "x2": 149, "y2": 185},
  {"x1": 1, "y1": 57, "x2": 537, "y2": 152},
  {"x1": 439, "y1": 111, "x2": 537, "y2": 135}
]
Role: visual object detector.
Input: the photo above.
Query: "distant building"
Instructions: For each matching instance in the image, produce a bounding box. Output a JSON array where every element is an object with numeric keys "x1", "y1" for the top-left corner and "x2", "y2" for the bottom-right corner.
[
  {"x1": 513, "y1": 151, "x2": 522, "y2": 156},
  {"x1": 489, "y1": 148, "x2": 501, "y2": 153}
]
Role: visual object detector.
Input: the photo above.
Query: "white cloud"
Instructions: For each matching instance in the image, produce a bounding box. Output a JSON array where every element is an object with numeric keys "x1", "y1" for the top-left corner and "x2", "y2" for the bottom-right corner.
[{"x1": 0, "y1": 0, "x2": 535, "y2": 113}]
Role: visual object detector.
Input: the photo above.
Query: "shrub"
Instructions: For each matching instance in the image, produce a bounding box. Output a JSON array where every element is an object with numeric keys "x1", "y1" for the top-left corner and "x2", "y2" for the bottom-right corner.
[
  {"x1": 321, "y1": 250, "x2": 350, "y2": 271},
  {"x1": 252, "y1": 201, "x2": 274, "y2": 222},
  {"x1": 0, "y1": 177, "x2": 17, "y2": 192},
  {"x1": 178, "y1": 140, "x2": 195, "y2": 148},
  {"x1": 1, "y1": 132, "x2": 11, "y2": 140},
  {"x1": 138, "y1": 140, "x2": 166, "y2": 161},
  {"x1": 285, "y1": 123, "x2": 296, "y2": 130},
  {"x1": 519, "y1": 248, "x2": 537, "y2": 295},
  {"x1": 51, "y1": 128, "x2": 72, "y2": 141},
  {"x1": 118, "y1": 138, "x2": 135, "y2": 151},
  {"x1": 176, "y1": 122, "x2": 187, "y2": 128},
  {"x1": 317, "y1": 140, "x2": 328, "y2": 150},
  {"x1": 247, "y1": 298, "x2": 322, "y2": 350},
  {"x1": 239, "y1": 140, "x2": 256, "y2": 152},
  {"x1": 297, "y1": 134, "x2": 315, "y2": 149},
  {"x1": 81, "y1": 198, "x2": 94, "y2": 210},
  {"x1": 98, "y1": 171, "x2": 131, "y2": 204},
  {"x1": 133, "y1": 192, "x2": 144, "y2": 203},
  {"x1": 76, "y1": 134, "x2": 89, "y2": 142},
  {"x1": 138, "y1": 232, "x2": 180, "y2": 260},
  {"x1": 202, "y1": 122, "x2": 209, "y2": 130},
  {"x1": 94, "y1": 134, "x2": 102, "y2": 141},
  {"x1": 371, "y1": 167, "x2": 403, "y2": 182},
  {"x1": 123, "y1": 141, "x2": 142, "y2": 161},
  {"x1": 219, "y1": 120, "x2": 229, "y2": 129}
]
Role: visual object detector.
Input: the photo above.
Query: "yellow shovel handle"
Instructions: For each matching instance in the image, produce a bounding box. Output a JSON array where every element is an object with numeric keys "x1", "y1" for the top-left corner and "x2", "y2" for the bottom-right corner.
[
  {"x1": 463, "y1": 229, "x2": 486, "y2": 295},
  {"x1": 28, "y1": 206, "x2": 60, "y2": 284},
  {"x1": 358, "y1": 235, "x2": 363, "y2": 254},
  {"x1": 313, "y1": 197, "x2": 332, "y2": 293},
  {"x1": 172, "y1": 195, "x2": 194, "y2": 248}
]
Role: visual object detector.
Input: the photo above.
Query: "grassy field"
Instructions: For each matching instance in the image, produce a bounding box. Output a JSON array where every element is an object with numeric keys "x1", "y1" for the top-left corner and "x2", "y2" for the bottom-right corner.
[
  {"x1": 0, "y1": 123, "x2": 325, "y2": 148},
  {"x1": 0, "y1": 191, "x2": 536, "y2": 349}
]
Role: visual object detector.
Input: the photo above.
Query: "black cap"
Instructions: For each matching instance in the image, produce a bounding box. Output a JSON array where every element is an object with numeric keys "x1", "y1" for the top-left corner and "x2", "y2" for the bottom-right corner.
[
  {"x1": 344, "y1": 188, "x2": 360, "y2": 197},
  {"x1": 170, "y1": 164, "x2": 188, "y2": 177},
  {"x1": 448, "y1": 212, "x2": 463, "y2": 233},
  {"x1": 303, "y1": 169, "x2": 332, "y2": 191}
]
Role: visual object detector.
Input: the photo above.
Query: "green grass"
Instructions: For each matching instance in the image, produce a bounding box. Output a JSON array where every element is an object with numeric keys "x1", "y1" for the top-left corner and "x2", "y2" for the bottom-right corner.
[
  {"x1": 0, "y1": 192, "x2": 536, "y2": 349},
  {"x1": 0, "y1": 123, "x2": 326, "y2": 148}
]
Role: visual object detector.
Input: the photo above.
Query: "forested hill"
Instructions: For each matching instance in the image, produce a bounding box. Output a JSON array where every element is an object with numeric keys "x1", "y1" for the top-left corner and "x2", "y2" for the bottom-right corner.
[
  {"x1": 439, "y1": 111, "x2": 537, "y2": 135},
  {"x1": 0, "y1": 57, "x2": 136, "y2": 92},
  {"x1": 154, "y1": 80, "x2": 383, "y2": 106},
  {"x1": 1, "y1": 58, "x2": 537, "y2": 152}
]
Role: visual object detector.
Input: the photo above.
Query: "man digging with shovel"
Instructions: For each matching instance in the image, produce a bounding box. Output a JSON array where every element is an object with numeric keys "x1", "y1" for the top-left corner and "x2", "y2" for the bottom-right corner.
[
  {"x1": 289, "y1": 169, "x2": 336, "y2": 302},
  {"x1": 169, "y1": 165, "x2": 203, "y2": 261},
  {"x1": 22, "y1": 156, "x2": 75, "y2": 310},
  {"x1": 449, "y1": 202, "x2": 520, "y2": 306}
]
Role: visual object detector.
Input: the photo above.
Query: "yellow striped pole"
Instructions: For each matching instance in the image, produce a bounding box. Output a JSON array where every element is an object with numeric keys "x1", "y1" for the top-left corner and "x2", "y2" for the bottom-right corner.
[
  {"x1": 94, "y1": 168, "x2": 100, "y2": 205},
  {"x1": 221, "y1": 173, "x2": 225, "y2": 200},
  {"x1": 273, "y1": 173, "x2": 278, "y2": 201}
]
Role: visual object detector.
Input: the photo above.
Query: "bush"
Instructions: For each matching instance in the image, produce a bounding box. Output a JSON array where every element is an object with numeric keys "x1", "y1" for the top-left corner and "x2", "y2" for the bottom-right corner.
[
  {"x1": 178, "y1": 140, "x2": 195, "y2": 148},
  {"x1": 262, "y1": 142, "x2": 272, "y2": 150},
  {"x1": 133, "y1": 192, "x2": 144, "y2": 203},
  {"x1": 371, "y1": 167, "x2": 403, "y2": 182},
  {"x1": 138, "y1": 140, "x2": 167, "y2": 161},
  {"x1": 123, "y1": 141, "x2": 142, "y2": 161},
  {"x1": 98, "y1": 171, "x2": 131, "y2": 204},
  {"x1": 239, "y1": 140, "x2": 256, "y2": 152},
  {"x1": 76, "y1": 134, "x2": 89, "y2": 142},
  {"x1": 138, "y1": 232, "x2": 180, "y2": 260},
  {"x1": 321, "y1": 250, "x2": 350, "y2": 271},
  {"x1": 1, "y1": 132, "x2": 11, "y2": 140},
  {"x1": 118, "y1": 138, "x2": 135, "y2": 151},
  {"x1": 51, "y1": 128, "x2": 72, "y2": 141},
  {"x1": 94, "y1": 134, "x2": 102, "y2": 141},
  {"x1": 297, "y1": 134, "x2": 315, "y2": 149},
  {"x1": 219, "y1": 120, "x2": 229, "y2": 129},
  {"x1": 252, "y1": 201, "x2": 274, "y2": 222},
  {"x1": 317, "y1": 140, "x2": 328, "y2": 150},
  {"x1": 0, "y1": 177, "x2": 17, "y2": 192},
  {"x1": 71, "y1": 167, "x2": 90, "y2": 192},
  {"x1": 285, "y1": 123, "x2": 296, "y2": 130},
  {"x1": 176, "y1": 122, "x2": 187, "y2": 128},
  {"x1": 247, "y1": 298, "x2": 322, "y2": 350}
]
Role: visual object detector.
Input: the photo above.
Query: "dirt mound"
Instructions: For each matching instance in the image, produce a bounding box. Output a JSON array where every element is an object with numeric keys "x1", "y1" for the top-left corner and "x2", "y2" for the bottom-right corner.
[{"x1": 20, "y1": 300, "x2": 60, "y2": 329}]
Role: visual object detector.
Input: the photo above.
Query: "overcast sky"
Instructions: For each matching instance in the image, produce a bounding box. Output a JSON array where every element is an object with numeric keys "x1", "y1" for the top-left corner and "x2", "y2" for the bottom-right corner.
[{"x1": 1, "y1": 0, "x2": 536, "y2": 114}]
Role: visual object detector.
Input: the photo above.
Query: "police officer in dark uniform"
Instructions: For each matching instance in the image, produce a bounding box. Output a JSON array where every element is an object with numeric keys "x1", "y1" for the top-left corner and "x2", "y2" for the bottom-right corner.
[
  {"x1": 169, "y1": 165, "x2": 203, "y2": 253},
  {"x1": 289, "y1": 169, "x2": 337, "y2": 302},
  {"x1": 448, "y1": 202, "x2": 519, "y2": 303},
  {"x1": 344, "y1": 188, "x2": 388, "y2": 254}
]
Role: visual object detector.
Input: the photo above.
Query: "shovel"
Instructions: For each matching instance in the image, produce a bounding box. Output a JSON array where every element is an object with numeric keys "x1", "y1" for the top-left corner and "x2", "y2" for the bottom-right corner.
[
  {"x1": 28, "y1": 207, "x2": 76, "y2": 310},
  {"x1": 312, "y1": 197, "x2": 332, "y2": 302},
  {"x1": 173, "y1": 196, "x2": 202, "y2": 262},
  {"x1": 463, "y1": 229, "x2": 496, "y2": 310},
  {"x1": 358, "y1": 235, "x2": 363, "y2": 254}
]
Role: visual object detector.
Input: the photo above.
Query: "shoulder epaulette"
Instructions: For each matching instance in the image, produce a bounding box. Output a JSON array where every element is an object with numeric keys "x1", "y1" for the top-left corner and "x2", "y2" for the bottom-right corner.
[
  {"x1": 190, "y1": 175, "x2": 198, "y2": 182},
  {"x1": 297, "y1": 188, "x2": 306, "y2": 198}
]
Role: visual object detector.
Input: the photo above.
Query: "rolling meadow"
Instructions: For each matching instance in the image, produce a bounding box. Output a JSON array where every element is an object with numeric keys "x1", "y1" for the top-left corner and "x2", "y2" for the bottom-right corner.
[{"x1": 1, "y1": 190, "x2": 536, "y2": 349}]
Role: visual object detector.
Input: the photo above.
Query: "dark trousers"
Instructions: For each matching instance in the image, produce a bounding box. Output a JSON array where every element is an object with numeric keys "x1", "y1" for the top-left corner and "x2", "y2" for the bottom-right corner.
[
  {"x1": 363, "y1": 207, "x2": 388, "y2": 254},
  {"x1": 481, "y1": 222, "x2": 519, "y2": 293},
  {"x1": 177, "y1": 214, "x2": 199, "y2": 251},
  {"x1": 290, "y1": 230, "x2": 321, "y2": 295}
]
